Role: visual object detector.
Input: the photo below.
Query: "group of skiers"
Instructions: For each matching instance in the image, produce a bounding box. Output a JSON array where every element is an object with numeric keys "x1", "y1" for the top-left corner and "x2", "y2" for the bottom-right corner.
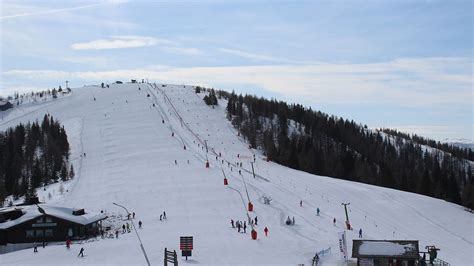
[
  {"x1": 32, "y1": 238, "x2": 85, "y2": 258},
  {"x1": 122, "y1": 223, "x2": 131, "y2": 233},
  {"x1": 126, "y1": 212, "x2": 136, "y2": 220},
  {"x1": 230, "y1": 216, "x2": 269, "y2": 237},
  {"x1": 113, "y1": 211, "x2": 144, "y2": 238},
  {"x1": 232, "y1": 216, "x2": 256, "y2": 233},
  {"x1": 231, "y1": 219, "x2": 248, "y2": 233},
  {"x1": 64, "y1": 238, "x2": 84, "y2": 257},
  {"x1": 159, "y1": 211, "x2": 167, "y2": 221},
  {"x1": 285, "y1": 216, "x2": 296, "y2": 226}
]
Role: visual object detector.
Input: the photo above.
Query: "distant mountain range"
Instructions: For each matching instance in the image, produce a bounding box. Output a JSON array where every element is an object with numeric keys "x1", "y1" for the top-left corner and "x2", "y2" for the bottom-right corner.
[{"x1": 441, "y1": 138, "x2": 474, "y2": 151}]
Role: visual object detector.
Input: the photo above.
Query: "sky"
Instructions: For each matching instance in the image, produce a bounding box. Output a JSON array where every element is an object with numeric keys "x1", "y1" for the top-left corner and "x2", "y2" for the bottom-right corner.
[{"x1": 0, "y1": 0, "x2": 472, "y2": 141}]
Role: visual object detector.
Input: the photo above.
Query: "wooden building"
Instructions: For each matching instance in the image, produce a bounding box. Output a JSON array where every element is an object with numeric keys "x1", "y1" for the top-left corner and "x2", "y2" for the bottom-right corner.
[
  {"x1": 0, "y1": 99, "x2": 13, "y2": 111},
  {"x1": 352, "y1": 239, "x2": 420, "y2": 266},
  {"x1": 0, "y1": 204, "x2": 107, "y2": 246}
]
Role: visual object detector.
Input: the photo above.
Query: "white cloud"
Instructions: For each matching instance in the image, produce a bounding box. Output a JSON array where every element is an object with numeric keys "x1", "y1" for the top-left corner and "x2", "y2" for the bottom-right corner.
[
  {"x1": 70, "y1": 36, "x2": 203, "y2": 55},
  {"x1": 2, "y1": 57, "x2": 471, "y2": 140},
  {"x1": 217, "y1": 48, "x2": 311, "y2": 64},
  {"x1": 380, "y1": 125, "x2": 469, "y2": 141},
  {"x1": 161, "y1": 46, "x2": 204, "y2": 56},
  {"x1": 2, "y1": 57, "x2": 471, "y2": 108},
  {"x1": 218, "y1": 48, "x2": 282, "y2": 62},
  {"x1": 71, "y1": 36, "x2": 172, "y2": 50},
  {"x1": 0, "y1": 1, "x2": 127, "y2": 20}
]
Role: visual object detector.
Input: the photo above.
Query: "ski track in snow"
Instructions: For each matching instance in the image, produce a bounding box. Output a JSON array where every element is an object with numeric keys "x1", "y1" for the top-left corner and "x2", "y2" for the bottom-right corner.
[{"x1": 0, "y1": 83, "x2": 473, "y2": 265}]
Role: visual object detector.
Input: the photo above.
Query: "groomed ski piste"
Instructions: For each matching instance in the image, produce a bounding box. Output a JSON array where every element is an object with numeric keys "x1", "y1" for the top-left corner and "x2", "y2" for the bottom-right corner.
[{"x1": 0, "y1": 83, "x2": 472, "y2": 265}]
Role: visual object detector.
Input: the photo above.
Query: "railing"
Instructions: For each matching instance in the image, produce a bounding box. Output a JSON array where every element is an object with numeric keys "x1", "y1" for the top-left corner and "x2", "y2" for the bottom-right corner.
[
  {"x1": 312, "y1": 247, "x2": 331, "y2": 266},
  {"x1": 432, "y1": 258, "x2": 450, "y2": 266},
  {"x1": 419, "y1": 257, "x2": 450, "y2": 266}
]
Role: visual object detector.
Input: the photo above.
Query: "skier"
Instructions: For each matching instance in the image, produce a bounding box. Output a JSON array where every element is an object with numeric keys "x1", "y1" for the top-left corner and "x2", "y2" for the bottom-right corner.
[
  {"x1": 132, "y1": 212, "x2": 135, "y2": 219},
  {"x1": 254, "y1": 216, "x2": 258, "y2": 225},
  {"x1": 333, "y1": 218, "x2": 336, "y2": 226},
  {"x1": 122, "y1": 224, "x2": 126, "y2": 233},
  {"x1": 239, "y1": 170, "x2": 241, "y2": 175},
  {"x1": 163, "y1": 211, "x2": 167, "y2": 220},
  {"x1": 286, "y1": 216, "x2": 292, "y2": 225},
  {"x1": 292, "y1": 216, "x2": 295, "y2": 225},
  {"x1": 115, "y1": 230, "x2": 119, "y2": 238},
  {"x1": 66, "y1": 239, "x2": 71, "y2": 249},
  {"x1": 78, "y1": 247, "x2": 84, "y2": 257},
  {"x1": 231, "y1": 219, "x2": 235, "y2": 228},
  {"x1": 264, "y1": 227, "x2": 269, "y2": 237},
  {"x1": 160, "y1": 214, "x2": 163, "y2": 221},
  {"x1": 34, "y1": 244, "x2": 38, "y2": 253},
  {"x1": 420, "y1": 253, "x2": 427, "y2": 266},
  {"x1": 237, "y1": 221, "x2": 241, "y2": 233},
  {"x1": 359, "y1": 228, "x2": 363, "y2": 238},
  {"x1": 243, "y1": 222, "x2": 247, "y2": 233},
  {"x1": 317, "y1": 208, "x2": 320, "y2": 216},
  {"x1": 126, "y1": 223, "x2": 130, "y2": 232},
  {"x1": 300, "y1": 200, "x2": 303, "y2": 207},
  {"x1": 174, "y1": 160, "x2": 177, "y2": 165},
  {"x1": 139, "y1": 221, "x2": 142, "y2": 229},
  {"x1": 100, "y1": 229, "x2": 104, "y2": 238}
]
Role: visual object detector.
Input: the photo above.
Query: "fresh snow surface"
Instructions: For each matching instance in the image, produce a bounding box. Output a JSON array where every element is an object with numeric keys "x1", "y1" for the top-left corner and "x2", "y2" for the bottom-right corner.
[{"x1": 0, "y1": 83, "x2": 473, "y2": 265}]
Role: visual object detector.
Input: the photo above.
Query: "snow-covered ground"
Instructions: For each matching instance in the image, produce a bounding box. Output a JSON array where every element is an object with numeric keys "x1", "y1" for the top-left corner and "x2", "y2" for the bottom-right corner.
[{"x1": 0, "y1": 83, "x2": 472, "y2": 265}]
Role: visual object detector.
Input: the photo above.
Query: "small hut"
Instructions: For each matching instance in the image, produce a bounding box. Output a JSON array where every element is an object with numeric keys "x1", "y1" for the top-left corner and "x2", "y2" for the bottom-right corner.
[
  {"x1": 0, "y1": 204, "x2": 107, "y2": 251},
  {"x1": 0, "y1": 99, "x2": 13, "y2": 111}
]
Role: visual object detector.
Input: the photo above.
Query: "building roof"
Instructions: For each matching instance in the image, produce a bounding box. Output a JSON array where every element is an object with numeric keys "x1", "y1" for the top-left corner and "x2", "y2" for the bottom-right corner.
[
  {"x1": 0, "y1": 99, "x2": 11, "y2": 105},
  {"x1": 352, "y1": 240, "x2": 419, "y2": 259},
  {"x1": 0, "y1": 204, "x2": 107, "y2": 230}
]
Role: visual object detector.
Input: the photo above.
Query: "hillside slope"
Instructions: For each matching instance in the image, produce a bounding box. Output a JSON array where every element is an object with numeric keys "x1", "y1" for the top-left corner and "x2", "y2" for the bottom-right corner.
[{"x1": 0, "y1": 83, "x2": 472, "y2": 265}]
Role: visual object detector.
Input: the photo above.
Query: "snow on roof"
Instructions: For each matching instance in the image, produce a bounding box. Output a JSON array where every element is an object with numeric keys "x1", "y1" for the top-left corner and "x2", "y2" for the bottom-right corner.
[
  {"x1": 352, "y1": 240, "x2": 419, "y2": 259},
  {"x1": 360, "y1": 242, "x2": 415, "y2": 256},
  {"x1": 0, "y1": 204, "x2": 107, "y2": 230}
]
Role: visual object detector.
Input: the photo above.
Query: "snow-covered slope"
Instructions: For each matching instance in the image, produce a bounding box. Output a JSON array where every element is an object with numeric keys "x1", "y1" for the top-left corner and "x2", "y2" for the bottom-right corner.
[{"x1": 0, "y1": 83, "x2": 472, "y2": 265}]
